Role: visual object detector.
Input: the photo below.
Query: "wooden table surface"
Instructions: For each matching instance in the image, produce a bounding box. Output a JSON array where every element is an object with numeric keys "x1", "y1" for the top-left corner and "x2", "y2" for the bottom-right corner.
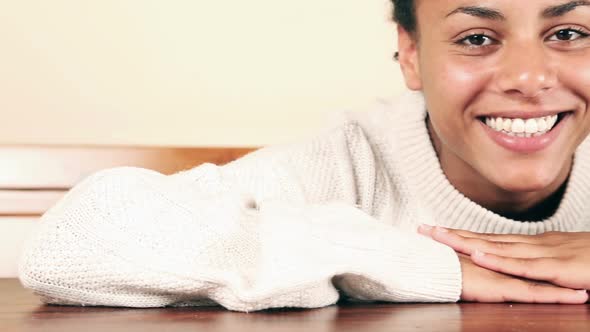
[{"x1": 2, "y1": 278, "x2": 589, "y2": 332}]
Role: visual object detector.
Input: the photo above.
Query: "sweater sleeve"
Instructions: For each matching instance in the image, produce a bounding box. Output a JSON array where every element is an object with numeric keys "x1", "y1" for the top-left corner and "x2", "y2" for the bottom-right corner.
[{"x1": 18, "y1": 121, "x2": 462, "y2": 312}]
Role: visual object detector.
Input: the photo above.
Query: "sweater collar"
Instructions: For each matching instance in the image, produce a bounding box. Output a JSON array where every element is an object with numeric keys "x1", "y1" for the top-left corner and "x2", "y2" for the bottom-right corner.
[{"x1": 366, "y1": 91, "x2": 590, "y2": 234}]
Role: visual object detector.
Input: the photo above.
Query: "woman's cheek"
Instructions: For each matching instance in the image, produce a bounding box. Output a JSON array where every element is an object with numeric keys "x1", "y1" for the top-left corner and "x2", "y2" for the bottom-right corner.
[
  {"x1": 557, "y1": 57, "x2": 590, "y2": 146},
  {"x1": 428, "y1": 60, "x2": 493, "y2": 115},
  {"x1": 557, "y1": 55, "x2": 590, "y2": 104}
]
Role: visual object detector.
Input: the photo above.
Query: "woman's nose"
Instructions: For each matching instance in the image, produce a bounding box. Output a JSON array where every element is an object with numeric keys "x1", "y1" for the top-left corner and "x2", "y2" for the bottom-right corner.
[{"x1": 494, "y1": 43, "x2": 558, "y2": 99}]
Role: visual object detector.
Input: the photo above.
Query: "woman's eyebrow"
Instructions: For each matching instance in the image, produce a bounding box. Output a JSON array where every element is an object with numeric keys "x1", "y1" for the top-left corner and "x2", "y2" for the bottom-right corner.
[
  {"x1": 542, "y1": 0, "x2": 590, "y2": 18},
  {"x1": 445, "y1": 6, "x2": 505, "y2": 21},
  {"x1": 446, "y1": 1, "x2": 590, "y2": 21}
]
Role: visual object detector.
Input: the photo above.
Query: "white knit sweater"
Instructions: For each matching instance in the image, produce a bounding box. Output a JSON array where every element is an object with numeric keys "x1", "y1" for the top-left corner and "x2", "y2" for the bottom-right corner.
[{"x1": 18, "y1": 91, "x2": 590, "y2": 312}]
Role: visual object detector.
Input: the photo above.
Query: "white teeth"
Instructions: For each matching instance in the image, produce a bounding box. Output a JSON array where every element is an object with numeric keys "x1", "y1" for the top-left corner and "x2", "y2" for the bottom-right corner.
[
  {"x1": 547, "y1": 115, "x2": 558, "y2": 128},
  {"x1": 495, "y1": 117, "x2": 503, "y2": 131},
  {"x1": 537, "y1": 118, "x2": 547, "y2": 132},
  {"x1": 525, "y1": 119, "x2": 538, "y2": 133},
  {"x1": 502, "y1": 119, "x2": 512, "y2": 131},
  {"x1": 511, "y1": 119, "x2": 526, "y2": 133},
  {"x1": 488, "y1": 117, "x2": 498, "y2": 130},
  {"x1": 483, "y1": 114, "x2": 561, "y2": 136}
]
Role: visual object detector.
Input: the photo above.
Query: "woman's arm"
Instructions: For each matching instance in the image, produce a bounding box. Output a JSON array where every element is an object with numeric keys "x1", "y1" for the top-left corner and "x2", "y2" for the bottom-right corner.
[{"x1": 18, "y1": 121, "x2": 462, "y2": 311}]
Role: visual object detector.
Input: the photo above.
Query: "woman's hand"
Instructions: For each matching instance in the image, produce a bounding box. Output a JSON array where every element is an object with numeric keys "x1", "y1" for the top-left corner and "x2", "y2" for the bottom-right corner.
[
  {"x1": 457, "y1": 253, "x2": 587, "y2": 303},
  {"x1": 419, "y1": 225, "x2": 590, "y2": 297}
]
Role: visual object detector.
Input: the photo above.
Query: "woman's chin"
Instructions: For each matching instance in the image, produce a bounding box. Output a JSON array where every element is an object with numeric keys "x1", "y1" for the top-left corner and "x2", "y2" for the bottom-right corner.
[
  {"x1": 476, "y1": 152, "x2": 573, "y2": 194},
  {"x1": 492, "y1": 174, "x2": 558, "y2": 193}
]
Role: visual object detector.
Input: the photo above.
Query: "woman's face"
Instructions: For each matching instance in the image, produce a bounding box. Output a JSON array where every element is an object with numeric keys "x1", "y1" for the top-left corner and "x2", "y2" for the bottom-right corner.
[{"x1": 399, "y1": 0, "x2": 590, "y2": 197}]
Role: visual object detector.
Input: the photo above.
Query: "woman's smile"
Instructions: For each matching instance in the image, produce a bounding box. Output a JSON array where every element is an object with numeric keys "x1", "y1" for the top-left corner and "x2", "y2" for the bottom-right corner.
[{"x1": 478, "y1": 110, "x2": 573, "y2": 153}]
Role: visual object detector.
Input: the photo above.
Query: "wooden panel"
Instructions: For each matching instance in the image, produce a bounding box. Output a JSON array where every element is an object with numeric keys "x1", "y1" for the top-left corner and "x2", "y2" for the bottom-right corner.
[
  {"x1": 0, "y1": 144, "x2": 257, "y2": 190},
  {"x1": 0, "y1": 190, "x2": 66, "y2": 216},
  {"x1": 0, "y1": 144, "x2": 257, "y2": 217}
]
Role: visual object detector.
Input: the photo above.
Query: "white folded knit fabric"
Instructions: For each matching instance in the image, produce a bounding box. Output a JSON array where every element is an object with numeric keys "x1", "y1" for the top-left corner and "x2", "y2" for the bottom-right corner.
[{"x1": 19, "y1": 165, "x2": 461, "y2": 311}]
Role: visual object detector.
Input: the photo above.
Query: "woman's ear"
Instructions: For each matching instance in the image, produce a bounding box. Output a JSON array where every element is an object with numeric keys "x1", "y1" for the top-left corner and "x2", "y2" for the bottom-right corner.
[{"x1": 397, "y1": 25, "x2": 422, "y2": 90}]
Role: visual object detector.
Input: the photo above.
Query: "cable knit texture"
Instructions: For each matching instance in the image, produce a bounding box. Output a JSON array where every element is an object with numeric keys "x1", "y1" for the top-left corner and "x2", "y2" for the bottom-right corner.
[{"x1": 18, "y1": 91, "x2": 590, "y2": 311}]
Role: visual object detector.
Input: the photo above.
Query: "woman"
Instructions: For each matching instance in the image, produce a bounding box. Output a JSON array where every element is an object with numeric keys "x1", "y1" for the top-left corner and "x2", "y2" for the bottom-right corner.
[{"x1": 19, "y1": 0, "x2": 590, "y2": 311}]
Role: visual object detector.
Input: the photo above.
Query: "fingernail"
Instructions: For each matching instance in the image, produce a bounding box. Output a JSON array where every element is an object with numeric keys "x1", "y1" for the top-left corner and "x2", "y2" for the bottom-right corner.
[
  {"x1": 436, "y1": 226, "x2": 449, "y2": 233},
  {"x1": 419, "y1": 224, "x2": 433, "y2": 232},
  {"x1": 576, "y1": 290, "x2": 587, "y2": 295},
  {"x1": 473, "y1": 250, "x2": 486, "y2": 258}
]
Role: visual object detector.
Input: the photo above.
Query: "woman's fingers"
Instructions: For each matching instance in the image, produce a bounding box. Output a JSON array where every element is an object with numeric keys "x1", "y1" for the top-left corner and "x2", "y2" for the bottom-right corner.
[
  {"x1": 420, "y1": 225, "x2": 552, "y2": 258},
  {"x1": 458, "y1": 254, "x2": 588, "y2": 304},
  {"x1": 418, "y1": 224, "x2": 542, "y2": 243},
  {"x1": 442, "y1": 228, "x2": 540, "y2": 243},
  {"x1": 482, "y1": 280, "x2": 588, "y2": 304},
  {"x1": 471, "y1": 250, "x2": 562, "y2": 283},
  {"x1": 422, "y1": 226, "x2": 590, "y2": 294}
]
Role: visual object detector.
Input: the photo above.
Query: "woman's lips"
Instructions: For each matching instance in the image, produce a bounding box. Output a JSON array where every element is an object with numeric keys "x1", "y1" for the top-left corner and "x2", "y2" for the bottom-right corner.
[{"x1": 479, "y1": 112, "x2": 572, "y2": 154}]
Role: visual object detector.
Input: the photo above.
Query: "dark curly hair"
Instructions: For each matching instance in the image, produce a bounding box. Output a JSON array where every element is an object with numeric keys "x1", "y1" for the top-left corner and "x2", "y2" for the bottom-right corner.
[
  {"x1": 392, "y1": 0, "x2": 416, "y2": 33},
  {"x1": 391, "y1": 0, "x2": 416, "y2": 60}
]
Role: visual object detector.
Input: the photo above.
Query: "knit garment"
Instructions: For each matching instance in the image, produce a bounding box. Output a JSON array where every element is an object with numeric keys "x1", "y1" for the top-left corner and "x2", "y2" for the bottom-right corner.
[{"x1": 18, "y1": 91, "x2": 590, "y2": 312}]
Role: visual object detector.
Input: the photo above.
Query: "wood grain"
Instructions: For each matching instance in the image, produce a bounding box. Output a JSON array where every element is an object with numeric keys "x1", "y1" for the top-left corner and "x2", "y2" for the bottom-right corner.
[
  {"x1": 2, "y1": 279, "x2": 589, "y2": 332},
  {"x1": 0, "y1": 144, "x2": 257, "y2": 216},
  {"x1": 0, "y1": 144, "x2": 256, "y2": 190},
  {"x1": 0, "y1": 190, "x2": 66, "y2": 216}
]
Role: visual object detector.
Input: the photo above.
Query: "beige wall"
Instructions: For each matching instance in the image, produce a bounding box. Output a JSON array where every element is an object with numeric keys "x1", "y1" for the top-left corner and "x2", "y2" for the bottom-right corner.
[
  {"x1": 0, "y1": 0, "x2": 407, "y2": 277},
  {"x1": 0, "y1": 0, "x2": 406, "y2": 147}
]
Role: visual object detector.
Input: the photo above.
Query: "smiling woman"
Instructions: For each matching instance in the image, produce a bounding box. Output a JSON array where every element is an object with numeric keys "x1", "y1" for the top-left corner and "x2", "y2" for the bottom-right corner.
[
  {"x1": 17, "y1": 0, "x2": 590, "y2": 311},
  {"x1": 396, "y1": 0, "x2": 590, "y2": 215},
  {"x1": 396, "y1": 0, "x2": 590, "y2": 302}
]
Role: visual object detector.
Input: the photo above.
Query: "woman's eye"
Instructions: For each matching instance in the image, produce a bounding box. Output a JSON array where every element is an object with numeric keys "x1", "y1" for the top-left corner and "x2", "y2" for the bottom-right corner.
[
  {"x1": 458, "y1": 34, "x2": 494, "y2": 47},
  {"x1": 548, "y1": 29, "x2": 588, "y2": 42}
]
